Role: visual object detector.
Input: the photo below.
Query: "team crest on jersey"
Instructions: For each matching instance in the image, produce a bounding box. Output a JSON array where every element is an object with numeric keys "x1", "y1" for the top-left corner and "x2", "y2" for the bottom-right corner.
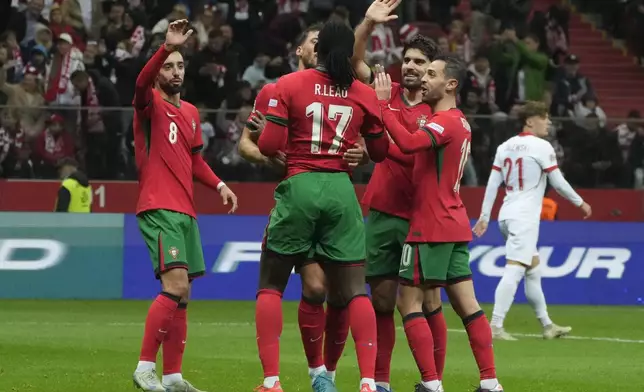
[
  {"x1": 417, "y1": 115, "x2": 428, "y2": 127},
  {"x1": 168, "y1": 246, "x2": 179, "y2": 260},
  {"x1": 191, "y1": 119, "x2": 196, "y2": 134}
]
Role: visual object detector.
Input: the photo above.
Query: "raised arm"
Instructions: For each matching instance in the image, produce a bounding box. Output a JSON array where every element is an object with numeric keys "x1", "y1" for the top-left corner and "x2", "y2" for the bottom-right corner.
[{"x1": 352, "y1": 0, "x2": 402, "y2": 84}]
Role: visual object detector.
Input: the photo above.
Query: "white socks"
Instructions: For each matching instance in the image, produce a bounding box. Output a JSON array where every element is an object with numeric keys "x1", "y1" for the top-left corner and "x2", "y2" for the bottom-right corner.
[
  {"x1": 263, "y1": 376, "x2": 279, "y2": 388},
  {"x1": 375, "y1": 381, "x2": 391, "y2": 391},
  {"x1": 491, "y1": 264, "x2": 525, "y2": 328},
  {"x1": 525, "y1": 265, "x2": 552, "y2": 327},
  {"x1": 135, "y1": 361, "x2": 155, "y2": 372},
  {"x1": 360, "y1": 378, "x2": 376, "y2": 390},
  {"x1": 421, "y1": 380, "x2": 442, "y2": 391},
  {"x1": 327, "y1": 370, "x2": 336, "y2": 382},
  {"x1": 481, "y1": 378, "x2": 500, "y2": 390},
  {"x1": 162, "y1": 373, "x2": 183, "y2": 385}
]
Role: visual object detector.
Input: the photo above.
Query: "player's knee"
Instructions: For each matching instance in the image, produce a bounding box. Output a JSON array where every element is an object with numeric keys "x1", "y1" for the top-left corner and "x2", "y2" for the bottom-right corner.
[
  {"x1": 445, "y1": 280, "x2": 481, "y2": 319},
  {"x1": 396, "y1": 283, "x2": 423, "y2": 318},
  {"x1": 300, "y1": 264, "x2": 327, "y2": 302},
  {"x1": 369, "y1": 278, "x2": 398, "y2": 313},
  {"x1": 301, "y1": 281, "x2": 326, "y2": 304},
  {"x1": 163, "y1": 278, "x2": 190, "y2": 299},
  {"x1": 422, "y1": 288, "x2": 442, "y2": 314}
]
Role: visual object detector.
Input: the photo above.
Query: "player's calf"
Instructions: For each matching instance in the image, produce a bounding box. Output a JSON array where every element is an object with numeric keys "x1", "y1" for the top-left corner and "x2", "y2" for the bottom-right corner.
[
  {"x1": 445, "y1": 280, "x2": 502, "y2": 392},
  {"x1": 367, "y1": 276, "x2": 398, "y2": 392},
  {"x1": 422, "y1": 289, "x2": 447, "y2": 380}
]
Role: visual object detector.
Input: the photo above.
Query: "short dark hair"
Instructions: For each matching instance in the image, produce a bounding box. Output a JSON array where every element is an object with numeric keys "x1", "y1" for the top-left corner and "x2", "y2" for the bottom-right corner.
[
  {"x1": 70, "y1": 70, "x2": 88, "y2": 81},
  {"x1": 57, "y1": 157, "x2": 79, "y2": 169},
  {"x1": 434, "y1": 53, "x2": 467, "y2": 93},
  {"x1": 518, "y1": 101, "x2": 548, "y2": 126},
  {"x1": 402, "y1": 35, "x2": 439, "y2": 62},
  {"x1": 296, "y1": 23, "x2": 323, "y2": 47}
]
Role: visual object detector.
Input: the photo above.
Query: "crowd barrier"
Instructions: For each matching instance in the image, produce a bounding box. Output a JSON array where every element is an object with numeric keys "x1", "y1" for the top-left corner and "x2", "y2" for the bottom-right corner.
[{"x1": 0, "y1": 213, "x2": 641, "y2": 305}]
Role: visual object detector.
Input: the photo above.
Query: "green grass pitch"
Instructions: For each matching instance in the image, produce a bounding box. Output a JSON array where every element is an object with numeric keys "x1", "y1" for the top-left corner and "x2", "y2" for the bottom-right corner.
[{"x1": 0, "y1": 300, "x2": 642, "y2": 391}]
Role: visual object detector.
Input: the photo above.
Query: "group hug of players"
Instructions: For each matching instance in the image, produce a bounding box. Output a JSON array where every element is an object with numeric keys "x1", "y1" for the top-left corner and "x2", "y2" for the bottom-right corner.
[{"x1": 128, "y1": 1, "x2": 592, "y2": 392}]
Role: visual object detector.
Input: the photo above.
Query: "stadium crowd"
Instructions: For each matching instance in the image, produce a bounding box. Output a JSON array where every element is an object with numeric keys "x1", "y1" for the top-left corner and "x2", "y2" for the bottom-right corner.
[{"x1": 0, "y1": 0, "x2": 643, "y2": 188}]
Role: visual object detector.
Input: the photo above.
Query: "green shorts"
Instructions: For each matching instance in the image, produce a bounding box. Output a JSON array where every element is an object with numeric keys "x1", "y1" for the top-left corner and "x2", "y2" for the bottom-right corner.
[
  {"x1": 137, "y1": 209, "x2": 206, "y2": 279},
  {"x1": 263, "y1": 172, "x2": 366, "y2": 263},
  {"x1": 365, "y1": 209, "x2": 409, "y2": 279},
  {"x1": 399, "y1": 242, "x2": 471, "y2": 286}
]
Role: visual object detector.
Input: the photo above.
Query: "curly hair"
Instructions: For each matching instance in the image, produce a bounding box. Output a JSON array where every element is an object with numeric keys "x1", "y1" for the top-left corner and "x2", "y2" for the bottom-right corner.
[{"x1": 402, "y1": 35, "x2": 439, "y2": 61}]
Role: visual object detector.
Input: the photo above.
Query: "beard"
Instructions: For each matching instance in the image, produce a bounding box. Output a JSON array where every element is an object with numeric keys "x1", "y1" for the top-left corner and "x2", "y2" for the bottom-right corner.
[{"x1": 158, "y1": 81, "x2": 183, "y2": 96}]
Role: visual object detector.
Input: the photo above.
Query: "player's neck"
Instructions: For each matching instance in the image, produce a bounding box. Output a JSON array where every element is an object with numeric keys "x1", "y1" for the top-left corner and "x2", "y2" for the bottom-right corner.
[
  {"x1": 403, "y1": 88, "x2": 423, "y2": 105},
  {"x1": 297, "y1": 61, "x2": 305, "y2": 72},
  {"x1": 157, "y1": 87, "x2": 181, "y2": 106},
  {"x1": 431, "y1": 96, "x2": 457, "y2": 113}
]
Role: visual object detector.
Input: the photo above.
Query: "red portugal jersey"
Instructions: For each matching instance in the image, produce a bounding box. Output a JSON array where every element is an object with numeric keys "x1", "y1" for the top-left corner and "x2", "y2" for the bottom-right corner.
[
  {"x1": 408, "y1": 108, "x2": 472, "y2": 243},
  {"x1": 265, "y1": 69, "x2": 385, "y2": 178},
  {"x1": 133, "y1": 89, "x2": 203, "y2": 218},
  {"x1": 362, "y1": 82, "x2": 432, "y2": 219},
  {"x1": 249, "y1": 82, "x2": 285, "y2": 151}
]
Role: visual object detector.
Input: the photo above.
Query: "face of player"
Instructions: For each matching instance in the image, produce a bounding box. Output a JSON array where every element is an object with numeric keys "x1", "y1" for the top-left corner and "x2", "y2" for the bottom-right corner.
[
  {"x1": 420, "y1": 60, "x2": 458, "y2": 104},
  {"x1": 157, "y1": 51, "x2": 185, "y2": 96},
  {"x1": 401, "y1": 48, "x2": 430, "y2": 90},
  {"x1": 296, "y1": 31, "x2": 319, "y2": 69},
  {"x1": 527, "y1": 115, "x2": 551, "y2": 138}
]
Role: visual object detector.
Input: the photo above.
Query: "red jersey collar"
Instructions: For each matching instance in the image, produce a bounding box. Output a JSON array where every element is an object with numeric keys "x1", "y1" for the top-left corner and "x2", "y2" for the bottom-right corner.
[{"x1": 518, "y1": 131, "x2": 533, "y2": 137}]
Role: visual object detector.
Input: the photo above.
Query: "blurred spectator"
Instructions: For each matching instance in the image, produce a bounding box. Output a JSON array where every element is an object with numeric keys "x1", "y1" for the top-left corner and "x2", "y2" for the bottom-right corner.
[
  {"x1": 437, "y1": 35, "x2": 450, "y2": 54},
  {"x1": 573, "y1": 94, "x2": 606, "y2": 129},
  {"x1": 194, "y1": 5, "x2": 220, "y2": 49},
  {"x1": 217, "y1": 81, "x2": 254, "y2": 127},
  {"x1": 70, "y1": 69, "x2": 122, "y2": 179},
  {"x1": 197, "y1": 105, "x2": 215, "y2": 153},
  {"x1": 25, "y1": 44, "x2": 49, "y2": 78},
  {"x1": 448, "y1": 18, "x2": 472, "y2": 63},
  {"x1": 100, "y1": 0, "x2": 126, "y2": 52},
  {"x1": 545, "y1": 5, "x2": 569, "y2": 62},
  {"x1": 49, "y1": 3, "x2": 77, "y2": 44},
  {"x1": 551, "y1": 54, "x2": 592, "y2": 117},
  {"x1": 9, "y1": 0, "x2": 49, "y2": 45},
  {"x1": 242, "y1": 52, "x2": 272, "y2": 88},
  {"x1": 151, "y1": 4, "x2": 188, "y2": 35},
  {"x1": 463, "y1": 53, "x2": 501, "y2": 115},
  {"x1": 490, "y1": 0, "x2": 532, "y2": 35},
  {"x1": 2, "y1": 31, "x2": 25, "y2": 82},
  {"x1": 21, "y1": 22, "x2": 53, "y2": 61},
  {"x1": 33, "y1": 113, "x2": 75, "y2": 178},
  {"x1": 367, "y1": 22, "x2": 399, "y2": 67},
  {"x1": 220, "y1": 24, "x2": 248, "y2": 69},
  {"x1": 614, "y1": 110, "x2": 644, "y2": 187},
  {"x1": 277, "y1": 0, "x2": 309, "y2": 15},
  {"x1": 44, "y1": 32, "x2": 84, "y2": 105},
  {"x1": 211, "y1": 104, "x2": 255, "y2": 180},
  {"x1": 0, "y1": 110, "x2": 33, "y2": 178},
  {"x1": 0, "y1": 64, "x2": 47, "y2": 140}
]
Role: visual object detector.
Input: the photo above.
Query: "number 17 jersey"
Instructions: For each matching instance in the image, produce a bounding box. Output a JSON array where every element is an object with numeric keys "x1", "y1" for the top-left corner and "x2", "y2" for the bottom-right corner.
[{"x1": 265, "y1": 69, "x2": 385, "y2": 178}]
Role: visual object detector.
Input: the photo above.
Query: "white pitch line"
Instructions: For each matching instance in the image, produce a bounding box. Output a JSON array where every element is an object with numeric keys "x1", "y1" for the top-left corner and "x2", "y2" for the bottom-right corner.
[{"x1": 3, "y1": 320, "x2": 644, "y2": 344}]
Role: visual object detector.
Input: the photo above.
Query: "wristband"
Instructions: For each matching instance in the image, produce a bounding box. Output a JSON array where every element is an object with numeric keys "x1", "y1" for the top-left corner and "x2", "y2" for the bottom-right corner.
[{"x1": 216, "y1": 182, "x2": 226, "y2": 191}]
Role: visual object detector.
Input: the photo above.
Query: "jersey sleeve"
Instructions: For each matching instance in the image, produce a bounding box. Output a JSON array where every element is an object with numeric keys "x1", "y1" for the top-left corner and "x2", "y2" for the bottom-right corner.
[
  {"x1": 192, "y1": 110, "x2": 204, "y2": 154},
  {"x1": 258, "y1": 79, "x2": 289, "y2": 156},
  {"x1": 420, "y1": 114, "x2": 454, "y2": 147},
  {"x1": 251, "y1": 84, "x2": 274, "y2": 118},
  {"x1": 535, "y1": 142, "x2": 558, "y2": 172},
  {"x1": 491, "y1": 146, "x2": 503, "y2": 172}
]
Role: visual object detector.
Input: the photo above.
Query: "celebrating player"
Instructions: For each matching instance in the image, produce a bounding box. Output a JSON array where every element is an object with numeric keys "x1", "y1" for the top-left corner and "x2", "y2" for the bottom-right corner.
[
  {"x1": 374, "y1": 55, "x2": 503, "y2": 392},
  {"x1": 472, "y1": 101, "x2": 592, "y2": 341},
  {"x1": 131, "y1": 20, "x2": 237, "y2": 392},
  {"x1": 254, "y1": 20, "x2": 390, "y2": 392},
  {"x1": 351, "y1": 1, "x2": 446, "y2": 390},
  {"x1": 238, "y1": 23, "x2": 364, "y2": 389}
]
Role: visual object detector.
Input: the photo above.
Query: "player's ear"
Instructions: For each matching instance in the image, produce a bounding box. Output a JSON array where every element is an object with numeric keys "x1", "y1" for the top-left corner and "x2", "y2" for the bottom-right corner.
[
  {"x1": 295, "y1": 45, "x2": 303, "y2": 56},
  {"x1": 446, "y1": 78, "x2": 458, "y2": 93}
]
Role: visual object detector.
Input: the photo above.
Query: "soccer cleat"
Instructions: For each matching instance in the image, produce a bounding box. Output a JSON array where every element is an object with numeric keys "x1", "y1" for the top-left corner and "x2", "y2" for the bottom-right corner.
[
  {"x1": 360, "y1": 383, "x2": 376, "y2": 392},
  {"x1": 543, "y1": 323, "x2": 572, "y2": 340},
  {"x1": 163, "y1": 379, "x2": 207, "y2": 392},
  {"x1": 376, "y1": 386, "x2": 394, "y2": 392},
  {"x1": 311, "y1": 373, "x2": 337, "y2": 392},
  {"x1": 473, "y1": 384, "x2": 503, "y2": 392},
  {"x1": 254, "y1": 382, "x2": 283, "y2": 392},
  {"x1": 414, "y1": 382, "x2": 444, "y2": 392},
  {"x1": 133, "y1": 369, "x2": 166, "y2": 392},
  {"x1": 491, "y1": 326, "x2": 518, "y2": 341}
]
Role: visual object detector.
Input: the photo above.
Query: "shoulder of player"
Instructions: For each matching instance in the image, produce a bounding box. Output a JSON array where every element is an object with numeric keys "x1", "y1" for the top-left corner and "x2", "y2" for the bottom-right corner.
[{"x1": 179, "y1": 100, "x2": 199, "y2": 115}]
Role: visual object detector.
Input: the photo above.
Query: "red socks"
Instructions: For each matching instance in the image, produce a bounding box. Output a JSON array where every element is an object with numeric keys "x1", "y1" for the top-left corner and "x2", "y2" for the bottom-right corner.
[
  {"x1": 140, "y1": 292, "x2": 180, "y2": 362},
  {"x1": 374, "y1": 311, "x2": 396, "y2": 383},
  {"x1": 163, "y1": 304, "x2": 187, "y2": 375},
  {"x1": 324, "y1": 303, "x2": 349, "y2": 372},
  {"x1": 298, "y1": 297, "x2": 325, "y2": 369},
  {"x1": 464, "y1": 310, "x2": 497, "y2": 380},
  {"x1": 426, "y1": 306, "x2": 447, "y2": 379},
  {"x1": 348, "y1": 295, "x2": 378, "y2": 379},
  {"x1": 256, "y1": 289, "x2": 283, "y2": 378},
  {"x1": 403, "y1": 313, "x2": 439, "y2": 382}
]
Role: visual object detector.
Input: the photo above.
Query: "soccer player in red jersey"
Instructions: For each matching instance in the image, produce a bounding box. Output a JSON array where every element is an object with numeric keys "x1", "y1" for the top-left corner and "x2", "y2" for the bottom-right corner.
[
  {"x1": 352, "y1": 1, "x2": 447, "y2": 390},
  {"x1": 374, "y1": 56, "x2": 503, "y2": 392},
  {"x1": 239, "y1": 23, "x2": 362, "y2": 388},
  {"x1": 254, "y1": 20, "x2": 390, "y2": 392},
  {"x1": 131, "y1": 20, "x2": 237, "y2": 392}
]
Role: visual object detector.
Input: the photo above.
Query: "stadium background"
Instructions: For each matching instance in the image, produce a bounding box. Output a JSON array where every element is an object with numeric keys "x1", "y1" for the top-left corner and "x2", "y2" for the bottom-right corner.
[{"x1": 0, "y1": 0, "x2": 643, "y2": 391}]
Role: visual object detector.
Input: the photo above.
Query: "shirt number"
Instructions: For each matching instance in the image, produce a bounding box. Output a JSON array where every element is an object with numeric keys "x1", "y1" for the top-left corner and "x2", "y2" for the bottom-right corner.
[
  {"x1": 503, "y1": 157, "x2": 524, "y2": 191},
  {"x1": 454, "y1": 139, "x2": 471, "y2": 193},
  {"x1": 305, "y1": 102, "x2": 353, "y2": 154},
  {"x1": 169, "y1": 121, "x2": 178, "y2": 144}
]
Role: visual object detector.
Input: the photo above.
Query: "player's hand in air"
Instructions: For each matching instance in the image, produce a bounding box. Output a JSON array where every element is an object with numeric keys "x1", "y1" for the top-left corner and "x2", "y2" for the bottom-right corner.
[
  {"x1": 579, "y1": 202, "x2": 592, "y2": 219},
  {"x1": 472, "y1": 219, "x2": 488, "y2": 237},
  {"x1": 165, "y1": 19, "x2": 193, "y2": 50},
  {"x1": 219, "y1": 185, "x2": 238, "y2": 214},
  {"x1": 247, "y1": 111, "x2": 267, "y2": 138},
  {"x1": 365, "y1": 0, "x2": 402, "y2": 24},
  {"x1": 374, "y1": 64, "x2": 392, "y2": 101},
  {"x1": 344, "y1": 143, "x2": 366, "y2": 168}
]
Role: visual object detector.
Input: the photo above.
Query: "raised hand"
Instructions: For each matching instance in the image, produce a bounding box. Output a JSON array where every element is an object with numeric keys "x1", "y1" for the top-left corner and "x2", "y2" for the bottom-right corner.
[
  {"x1": 373, "y1": 64, "x2": 392, "y2": 101},
  {"x1": 365, "y1": 0, "x2": 402, "y2": 24},
  {"x1": 165, "y1": 19, "x2": 193, "y2": 50}
]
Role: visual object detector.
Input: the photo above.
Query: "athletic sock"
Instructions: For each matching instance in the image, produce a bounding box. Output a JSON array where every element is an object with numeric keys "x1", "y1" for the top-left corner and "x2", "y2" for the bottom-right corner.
[
  {"x1": 425, "y1": 306, "x2": 447, "y2": 379},
  {"x1": 324, "y1": 303, "x2": 349, "y2": 373},
  {"x1": 348, "y1": 295, "x2": 377, "y2": 381},
  {"x1": 463, "y1": 310, "x2": 497, "y2": 381},
  {"x1": 163, "y1": 303, "x2": 187, "y2": 378},
  {"x1": 256, "y1": 289, "x2": 283, "y2": 380},
  {"x1": 402, "y1": 313, "x2": 439, "y2": 383},
  {"x1": 374, "y1": 310, "x2": 395, "y2": 384},
  {"x1": 491, "y1": 264, "x2": 525, "y2": 328},
  {"x1": 298, "y1": 296, "x2": 326, "y2": 370},
  {"x1": 524, "y1": 265, "x2": 553, "y2": 327},
  {"x1": 139, "y1": 292, "x2": 180, "y2": 363}
]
